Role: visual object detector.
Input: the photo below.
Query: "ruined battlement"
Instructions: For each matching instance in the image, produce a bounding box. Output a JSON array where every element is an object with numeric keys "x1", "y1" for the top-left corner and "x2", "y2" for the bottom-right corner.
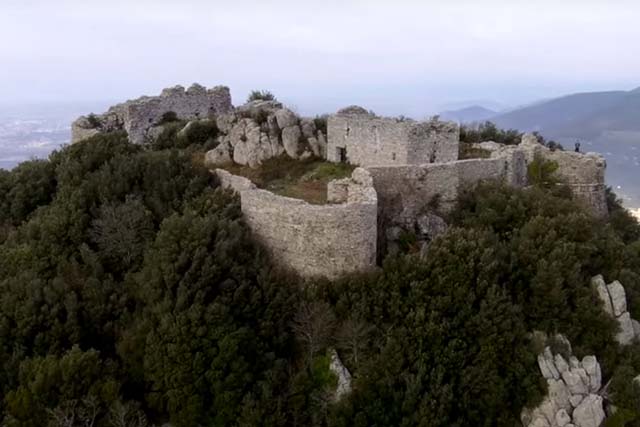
[
  {"x1": 327, "y1": 107, "x2": 459, "y2": 167},
  {"x1": 72, "y1": 83, "x2": 233, "y2": 144}
]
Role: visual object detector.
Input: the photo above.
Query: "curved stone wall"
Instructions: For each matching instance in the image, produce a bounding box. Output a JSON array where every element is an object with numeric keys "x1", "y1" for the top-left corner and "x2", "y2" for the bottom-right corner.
[{"x1": 214, "y1": 168, "x2": 378, "y2": 279}]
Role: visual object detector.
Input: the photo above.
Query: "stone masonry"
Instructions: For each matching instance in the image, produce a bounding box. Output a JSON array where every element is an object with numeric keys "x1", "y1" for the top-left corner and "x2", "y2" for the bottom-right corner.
[
  {"x1": 214, "y1": 168, "x2": 378, "y2": 279},
  {"x1": 70, "y1": 87, "x2": 610, "y2": 278},
  {"x1": 478, "y1": 134, "x2": 608, "y2": 217},
  {"x1": 327, "y1": 106, "x2": 459, "y2": 167},
  {"x1": 72, "y1": 84, "x2": 232, "y2": 144}
]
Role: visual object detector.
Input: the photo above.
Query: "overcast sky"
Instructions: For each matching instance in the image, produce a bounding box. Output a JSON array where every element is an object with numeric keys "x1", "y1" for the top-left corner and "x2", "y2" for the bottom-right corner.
[{"x1": 1, "y1": 0, "x2": 639, "y2": 116}]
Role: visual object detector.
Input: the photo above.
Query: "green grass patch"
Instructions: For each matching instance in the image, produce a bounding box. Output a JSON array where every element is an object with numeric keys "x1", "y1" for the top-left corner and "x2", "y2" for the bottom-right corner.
[{"x1": 222, "y1": 156, "x2": 354, "y2": 204}]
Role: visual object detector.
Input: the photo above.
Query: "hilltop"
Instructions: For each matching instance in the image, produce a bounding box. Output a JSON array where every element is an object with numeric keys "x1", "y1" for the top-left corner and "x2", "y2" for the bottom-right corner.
[{"x1": 0, "y1": 85, "x2": 639, "y2": 427}]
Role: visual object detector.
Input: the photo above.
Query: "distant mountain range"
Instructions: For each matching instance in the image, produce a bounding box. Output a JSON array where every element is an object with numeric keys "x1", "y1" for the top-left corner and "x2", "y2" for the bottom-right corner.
[
  {"x1": 441, "y1": 87, "x2": 640, "y2": 140},
  {"x1": 440, "y1": 106, "x2": 497, "y2": 123},
  {"x1": 440, "y1": 87, "x2": 640, "y2": 209}
]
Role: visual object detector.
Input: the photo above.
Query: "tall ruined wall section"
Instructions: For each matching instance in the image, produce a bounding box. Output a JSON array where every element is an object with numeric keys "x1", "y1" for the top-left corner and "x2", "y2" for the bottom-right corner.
[
  {"x1": 481, "y1": 134, "x2": 608, "y2": 217},
  {"x1": 214, "y1": 168, "x2": 378, "y2": 279},
  {"x1": 72, "y1": 84, "x2": 233, "y2": 144},
  {"x1": 367, "y1": 158, "x2": 508, "y2": 228},
  {"x1": 327, "y1": 108, "x2": 459, "y2": 167}
]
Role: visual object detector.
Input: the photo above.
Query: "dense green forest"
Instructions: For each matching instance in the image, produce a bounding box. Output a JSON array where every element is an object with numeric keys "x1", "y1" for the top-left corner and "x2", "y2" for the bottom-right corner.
[{"x1": 1, "y1": 129, "x2": 640, "y2": 426}]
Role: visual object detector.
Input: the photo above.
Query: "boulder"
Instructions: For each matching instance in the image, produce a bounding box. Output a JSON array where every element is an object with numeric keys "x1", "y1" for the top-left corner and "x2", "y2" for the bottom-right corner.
[
  {"x1": 554, "y1": 354, "x2": 570, "y2": 374},
  {"x1": 538, "y1": 351, "x2": 560, "y2": 380},
  {"x1": 282, "y1": 125, "x2": 302, "y2": 159},
  {"x1": 216, "y1": 113, "x2": 237, "y2": 134},
  {"x1": 572, "y1": 394, "x2": 604, "y2": 427},
  {"x1": 146, "y1": 124, "x2": 167, "y2": 141},
  {"x1": 607, "y1": 280, "x2": 627, "y2": 317},
  {"x1": 307, "y1": 137, "x2": 322, "y2": 157},
  {"x1": 547, "y1": 379, "x2": 572, "y2": 412},
  {"x1": 300, "y1": 118, "x2": 317, "y2": 138},
  {"x1": 204, "y1": 141, "x2": 232, "y2": 167},
  {"x1": 581, "y1": 356, "x2": 601, "y2": 393},
  {"x1": 633, "y1": 319, "x2": 640, "y2": 338},
  {"x1": 555, "y1": 409, "x2": 571, "y2": 427},
  {"x1": 231, "y1": 120, "x2": 265, "y2": 167},
  {"x1": 275, "y1": 108, "x2": 298, "y2": 129},
  {"x1": 561, "y1": 369, "x2": 588, "y2": 395},
  {"x1": 616, "y1": 311, "x2": 635, "y2": 345},
  {"x1": 569, "y1": 394, "x2": 584, "y2": 408},
  {"x1": 329, "y1": 349, "x2": 352, "y2": 401},
  {"x1": 592, "y1": 275, "x2": 614, "y2": 316}
]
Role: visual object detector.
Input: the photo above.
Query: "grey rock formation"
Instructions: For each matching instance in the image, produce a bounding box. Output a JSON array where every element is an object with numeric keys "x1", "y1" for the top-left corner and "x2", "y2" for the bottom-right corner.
[
  {"x1": 555, "y1": 354, "x2": 570, "y2": 374},
  {"x1": 204, "y1": 141, "x2": 233, "y2": 167},
  {"x1": 523, "y1": 337, "x2": 605, "y2": 427},
  {"x1": 616, "y1": 312, "x2": 635, "y2": 345},
  {"x1": 329, "y1": 349, "x2": 352, "y2": 401},
  {"x1": 556, "y1": 409, "x2": 572, "y2": 427},
  {"x1": 607, "y1": 280, "x2": 627, "y2": 317},
  {"x1": 275, "y1": 108, "x2": 299, "y2": 129},
  {"x1": 581, "y1": 356, "x2": 601, "y2": 392},
  {"x1": 592, "y1": 275, "x2": 614, "y2": 316},
  {"x1": 282, "y1": 125, "x2": 303, "y2": 159},
  {"x1": 572, "y1": 394, "x2": 605, "y2": 427},
  {"x1": 594, "y1": 275, "x2": 640, "y2": 345}
]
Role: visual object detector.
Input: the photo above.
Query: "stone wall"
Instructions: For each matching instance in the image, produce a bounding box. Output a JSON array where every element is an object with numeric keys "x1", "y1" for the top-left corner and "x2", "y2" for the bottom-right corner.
[
  {"x1": 327, "y1": 107, "x2": 459, "y2": 167},
  {"x1": 72, "y1": 84, "x2": 233, "y2": 144},
  {"x1": 479, "y1": 134, "x2": 608, "y2": 217},
  {"x1": 214, "y1": 168, "x2": 378, "y2": 279},
  {"x1": 367, "y1": 158, "x2": 507, "y2": 228}
]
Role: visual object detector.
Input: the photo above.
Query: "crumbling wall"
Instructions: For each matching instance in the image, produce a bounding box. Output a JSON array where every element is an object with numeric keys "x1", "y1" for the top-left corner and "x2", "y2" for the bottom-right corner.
[
  {"x1": 327, "y1": 107, "x2": 459, "y2": 167},
  {"x1": 367, "y1": 158, "x2": 507, "y2": 227},
  {"x1": 214, "y1": 168, "x2": 378, "y2": 279},
  {"x1": 72, "y1": 84, "x2": 233, "y2": 144},
  {"x1": 479, "y1": 134, "x2": 608, "y2": 217}
]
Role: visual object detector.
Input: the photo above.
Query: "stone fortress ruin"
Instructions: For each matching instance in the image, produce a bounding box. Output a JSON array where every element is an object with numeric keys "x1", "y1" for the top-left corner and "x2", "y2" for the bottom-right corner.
[{"x1": 72, "y1": 84, "x2": 608, "y2": 279}]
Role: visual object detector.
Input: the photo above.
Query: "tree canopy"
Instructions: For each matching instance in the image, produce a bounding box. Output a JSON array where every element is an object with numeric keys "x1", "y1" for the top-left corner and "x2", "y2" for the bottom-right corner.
[{"x1": 0, "y1": 129, "x2": 639, "y2": 426}]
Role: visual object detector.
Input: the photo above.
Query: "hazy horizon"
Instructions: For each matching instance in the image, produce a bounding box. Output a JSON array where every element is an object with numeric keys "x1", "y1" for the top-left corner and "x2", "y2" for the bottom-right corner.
[{"x1": 2, "y1": 0, "x2": 640, "y2": 117}]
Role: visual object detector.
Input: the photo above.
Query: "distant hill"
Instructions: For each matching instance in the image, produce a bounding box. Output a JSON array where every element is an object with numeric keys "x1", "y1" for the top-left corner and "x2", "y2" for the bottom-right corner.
[
  {"x1": 490, "y1": 88, "x2": 640, "y2": 139},
  {"x1": 439, "y1": 105, "x2": 497, "y2": 123}
]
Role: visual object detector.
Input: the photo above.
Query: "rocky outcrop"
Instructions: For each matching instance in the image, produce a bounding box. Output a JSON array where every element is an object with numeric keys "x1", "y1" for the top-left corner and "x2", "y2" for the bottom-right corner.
[
  {"x1": 329, "y1": 349, "x2": 352, "y2": 401},
  {"x1": 204, "y1": 101, "x2": 327, "y2": 169},
  {"x1": 522, "y1": 336, "x2": 605, "y2": 427},
  {"x1": 592, "y1": 275, "x2": 639, "y2": 345}
]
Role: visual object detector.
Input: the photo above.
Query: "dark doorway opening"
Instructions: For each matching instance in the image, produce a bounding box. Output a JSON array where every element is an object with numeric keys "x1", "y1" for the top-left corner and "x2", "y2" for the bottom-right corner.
[{"x1": 337, "y1": 147, "x2": 347, "y2": 163}]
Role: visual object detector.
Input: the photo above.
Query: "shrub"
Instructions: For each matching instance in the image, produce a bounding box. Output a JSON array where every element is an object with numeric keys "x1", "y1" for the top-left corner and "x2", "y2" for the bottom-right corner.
[
  {"x1": 527, "y1": 154, "x2": 559, "y2": 188},
  {"x1": 157, "y1": 111, "x2": 179, "y2": 125},
  {"x1": 247, "y1": 90, "x2": 276, "y2": 103},
  {"x1": 177, "y1": 120, "x2": 219, "y2": 148},
  {"x1": 460, "y1": 121, "x2": 522, "y2": 145},
  {"x1": 86, "y1": 113, "x2": 102, "y2": 128},
  {"x1": 314, "y1": 115, "x2": 328, "y2": 135}
]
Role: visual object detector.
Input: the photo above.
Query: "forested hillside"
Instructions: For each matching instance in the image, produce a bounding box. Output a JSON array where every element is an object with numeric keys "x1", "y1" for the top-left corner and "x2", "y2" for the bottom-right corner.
[{"x1": 1, "y1": 130, "x2": 640, "y2": 426}]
